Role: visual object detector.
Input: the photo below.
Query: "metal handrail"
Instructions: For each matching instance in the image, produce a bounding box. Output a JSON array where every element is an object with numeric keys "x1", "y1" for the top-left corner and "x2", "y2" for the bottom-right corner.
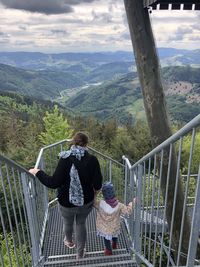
[
  {"x1": 35, "y1": 139, "x2": 125, "y2": 169},
  {"x1": 123, "y1": 114, "x2": 200, "y2": 170},
  {"x1": 122, "y1": 114, "x2": 200, "y2": 267},
  {"x1": 0, "y1": 154, "x2": 34, "y2": 177},
  {"x1": 35, "y1": 139, "x2": 72, "y2": 168}
]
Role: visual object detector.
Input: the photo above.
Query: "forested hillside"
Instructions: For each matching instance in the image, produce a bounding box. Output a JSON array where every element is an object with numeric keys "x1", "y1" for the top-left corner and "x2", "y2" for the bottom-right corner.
[
  {"x1": 0, "y1": 51, "x2": 200, "y2": 125},
  {"x1": 0, "y1": 92, "x2": 154, "y2": 166},
  {"x1": 65, "y1": 66, "x2": 200, "y2": 123},
  {"x1": 0, "y1": 64, "x2": 84, "y2": 99}
]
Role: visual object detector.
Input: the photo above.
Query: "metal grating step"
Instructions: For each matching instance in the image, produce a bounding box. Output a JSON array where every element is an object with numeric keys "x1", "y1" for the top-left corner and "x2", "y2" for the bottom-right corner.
[
  {"x1": 44, "y1": 253, "x2": 133, "y2": 266},
  {"x1": 42, "y1": 205, "x2": 136, "y2": 266},
  {"x1": 46, "y1": 248, "x2": 128, "y2": 261},
  {"x1": 44, "y1": 259, "x2": 137, "y2": 267}
]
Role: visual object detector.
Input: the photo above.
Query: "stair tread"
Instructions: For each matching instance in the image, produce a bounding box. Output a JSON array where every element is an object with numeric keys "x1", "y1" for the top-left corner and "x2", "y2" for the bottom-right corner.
[
  {"x1": 44, "y1": 258, "x2": 136, "y2": 267},
  {"x1": 47, "y1": 248, "x2": 127, "y2": 261},
  {"x1": 45, "y1": 252, "x2": 133, "y2": 265}
]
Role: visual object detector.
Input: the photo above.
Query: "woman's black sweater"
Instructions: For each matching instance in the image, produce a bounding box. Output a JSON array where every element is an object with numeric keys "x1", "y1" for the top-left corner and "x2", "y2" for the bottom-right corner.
[{"x1": 36, "y1": 152, "x2": 102, "y2": 207}]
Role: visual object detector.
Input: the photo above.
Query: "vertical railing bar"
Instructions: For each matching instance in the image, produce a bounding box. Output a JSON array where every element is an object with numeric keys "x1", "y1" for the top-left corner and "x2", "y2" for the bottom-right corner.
[
  {"x1": 129, "y1": 168, "x2": 135, "y2": 242},
  {"x1": 29, "y1": 177, "x2": 40, "y2": 244},
  {"x1": 49, "y1": 147, "x2": 53, "y2": 175},
  {"x1": 186, "y1": 165, "x2": 200, "y2": 267},
  {"x1": 148, "y1": 154, "x2": 157, "y2": 264},
  {"x1": 132, "y1": 167, "x2": 138, "y2": 250},
  {"x1": 143, "y1": 161, "x2": 147, "y2": 257},
  {"x1": 39, "y1": 155, "x2": 49, "y2": 251},
  {"x1": 1, "y1": 163, "x2": 20, "y2": 267},
  {"x1": 135, "y1": 164, "x2": 143, "y2": 266},
  {"x1": 153, "y1": 149, "x2": 164, "y2": 266},
  {"x1": 141, "y1": 160, "x2": 146, "y2": 256},
  {"x1": 124, "y1": 163, "x2": 128, "y2": 205},
  {"x1": 7, "y1": 166, "x2": 26, "y2": 266},
  {"x1": 21, "y1": 172, "x2": 39, "y2": 267},
  {"x1": 167, "y1": 138, "x2": 183, "y2": 267},
  {"x1": 0, "y1": 203, "x2": 13, "y2": 267},
  {"x1": 177, "y1": 128, "x2": 196, "y2": 266},
  {"x1": 17, "y1": 170, "x2": 32, "y2": 253},
  {"x1": 139, "y1": 162, "x2": 144, "y2": 254},
  {"x1": 12, "y1": 167, "x2": 27, "y2": 266},
  {"x1": 159, "y1": 144, "x2": 173, "y2": 266},
  {"x1": 109, "y1": 160, "x2": 112, "y2": 182},
  {"x1": 107, "y1": 160, "x2": 109, "y2": 182},
  {"x1": 39, "y1": 155, "x2": 48, "y2": 223},
  {"x1": 60, "y1": 143, "x2": 63, "y2": 152},
  {"x1": 0, "y1": 248, "x2": 5, "y2": 267},
  {"x1": 146, "y1": 157, "x2": 151, "y2": 261}
]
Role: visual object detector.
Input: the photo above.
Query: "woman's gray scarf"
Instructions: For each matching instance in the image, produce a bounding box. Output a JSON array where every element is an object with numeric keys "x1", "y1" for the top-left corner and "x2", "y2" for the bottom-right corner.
[{"x1": 59, "y1": 145, "x2": 87, "y2": 206}]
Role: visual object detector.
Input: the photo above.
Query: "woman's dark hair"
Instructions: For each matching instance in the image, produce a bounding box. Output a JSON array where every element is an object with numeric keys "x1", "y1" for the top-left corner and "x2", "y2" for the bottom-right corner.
[{"x1": 72, "y1": 132, "x2": 88, "y2": 147}]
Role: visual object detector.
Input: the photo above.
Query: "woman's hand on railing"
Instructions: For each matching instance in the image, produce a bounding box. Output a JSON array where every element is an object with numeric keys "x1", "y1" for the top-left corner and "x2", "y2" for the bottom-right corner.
[{"x1": 29, "y1": 168, "x2": 40, "y2": 175}]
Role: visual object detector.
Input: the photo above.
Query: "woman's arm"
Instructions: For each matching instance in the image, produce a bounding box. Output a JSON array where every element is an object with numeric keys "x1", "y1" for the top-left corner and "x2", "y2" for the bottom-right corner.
[
  {"x1": 92, "y1": 157, "x2": 103, "y2": 191},
  {"x1": 29, "y1": 158, "x2": 70, "y2": 189}
]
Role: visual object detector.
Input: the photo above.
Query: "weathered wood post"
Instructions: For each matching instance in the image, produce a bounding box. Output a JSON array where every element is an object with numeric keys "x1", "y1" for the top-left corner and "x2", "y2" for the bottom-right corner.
[{"x1": 124, "y1": 0, "x2": 192, "y2": 264}]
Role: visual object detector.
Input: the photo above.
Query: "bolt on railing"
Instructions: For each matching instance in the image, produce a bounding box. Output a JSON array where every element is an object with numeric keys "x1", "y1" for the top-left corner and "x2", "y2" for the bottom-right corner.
[{"x1": 123, "y1": 114, "x2": 200, "y2": 267}]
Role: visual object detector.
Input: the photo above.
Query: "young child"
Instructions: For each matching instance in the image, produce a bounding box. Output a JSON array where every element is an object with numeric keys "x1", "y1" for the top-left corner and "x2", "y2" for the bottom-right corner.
[{"x1": 94, "y1": 181, "x2": 134, "y2": 256}]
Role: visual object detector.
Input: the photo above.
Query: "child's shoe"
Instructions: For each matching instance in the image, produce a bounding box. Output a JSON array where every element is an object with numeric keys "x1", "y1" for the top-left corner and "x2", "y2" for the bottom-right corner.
[
  {"x1": 112, "y1": 241, "x2": 117, "y2": 249},
  {"x1": 104, "y1": 248, "x2": 112, "y2": 256}
]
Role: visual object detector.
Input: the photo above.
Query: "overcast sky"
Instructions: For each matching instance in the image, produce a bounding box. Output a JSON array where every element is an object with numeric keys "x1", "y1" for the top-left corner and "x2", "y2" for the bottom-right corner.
[{"x1": 0, "y1": 0, "x2": 199, "y2": 53}]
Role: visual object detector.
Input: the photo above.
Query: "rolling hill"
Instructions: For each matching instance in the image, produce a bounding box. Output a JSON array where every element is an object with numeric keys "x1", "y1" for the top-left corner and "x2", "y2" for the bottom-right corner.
[
  {"x1": 0, "y1": 50, "x2": 200, "y2": 124},
  {"x1": 65, "y1": 66, "x2": 200, "y2": 123},
  {"x1": 0, "y1": 63, "x2": 84, "y2": 100}
]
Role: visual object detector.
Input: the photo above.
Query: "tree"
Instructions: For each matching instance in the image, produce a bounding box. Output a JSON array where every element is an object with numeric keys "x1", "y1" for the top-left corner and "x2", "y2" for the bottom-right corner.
[
  {"x1": 39, "y1": 105, "x2": 72, "y2": 145},
  {"x1": 124, "y1": 0, "x2": 192, "y2": 264}
]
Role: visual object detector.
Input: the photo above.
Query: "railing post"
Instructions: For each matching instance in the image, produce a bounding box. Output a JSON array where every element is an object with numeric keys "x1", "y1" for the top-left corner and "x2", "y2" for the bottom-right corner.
[
  {"x1": 21, "y1": 172, "x2": 39, "y2": 267},
  {"x1": 186, "y1": 165, "x2": 200, "y2": 267},
  {"x1": 109, "y1": 160, "x2": 112, "y2": 182},
  {"x1": 129, "y1": 168, "x2": 135, "y2": 243},
  {"x1": 135, "y1": 164, "x2": 143, "y2": 266},
  {"x1": 124, "y1": 162, "x2": 128, "y2": 205}
]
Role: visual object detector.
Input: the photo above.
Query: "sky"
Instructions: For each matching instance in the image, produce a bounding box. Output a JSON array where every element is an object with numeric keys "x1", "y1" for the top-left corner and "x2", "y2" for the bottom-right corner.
[{"x1": 0, "y1": 0, "x2": 200, "y2": 53}]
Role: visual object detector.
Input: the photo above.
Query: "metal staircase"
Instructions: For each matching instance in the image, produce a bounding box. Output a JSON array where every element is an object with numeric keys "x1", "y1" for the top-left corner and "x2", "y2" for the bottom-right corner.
[
  {"x1": 43, "y1": 206, "x2": 136, "y2": 267},
  {"x1": 0, "y1": 114, "x2": 200, "y2": 267}
]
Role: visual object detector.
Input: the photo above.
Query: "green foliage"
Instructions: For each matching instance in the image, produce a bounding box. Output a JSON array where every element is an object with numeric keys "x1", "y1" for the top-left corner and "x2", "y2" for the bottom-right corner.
[
  {"x1": 0, "y1": 233, "x2": 31, "y2": 267},
  {"x1": 141, "y1": 234, "x2": 169, "y2": 267},
  {"x1": 181, "y1": 132, "x2": 200, "y2": 174},
  {"x1": 39, "y1": 105, "x2": 73, "y2": 145}
]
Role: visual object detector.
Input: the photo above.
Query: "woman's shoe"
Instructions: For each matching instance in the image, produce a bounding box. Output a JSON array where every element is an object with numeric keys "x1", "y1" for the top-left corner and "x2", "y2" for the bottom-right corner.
[
  {"x1": 76, "y1": 250, "x2": 86, "y2": 260},
  {"x1": 64, "y1": 238, "x2": 75, "y2": 249}
]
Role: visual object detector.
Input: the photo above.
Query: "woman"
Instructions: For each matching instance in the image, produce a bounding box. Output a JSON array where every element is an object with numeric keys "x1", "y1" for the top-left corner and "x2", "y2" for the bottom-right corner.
[{"x1": 29, "y1": 132, "x2": 102, "y2": 259}]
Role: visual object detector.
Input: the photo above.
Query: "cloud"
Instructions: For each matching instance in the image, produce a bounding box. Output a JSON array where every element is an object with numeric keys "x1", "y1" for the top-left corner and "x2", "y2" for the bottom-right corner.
[
  {"x1": 91, "y1": 10, "x2": 113, "y2": 23},
  {"x1": 18, "y1": 25, "x2": 27, "y2": 30},
  {"x1": 0, "y1": 0, "x2": 96, "y2": 15},
  {"x1": 51, "y1": 29, "x2": 68, "y2": 35}
]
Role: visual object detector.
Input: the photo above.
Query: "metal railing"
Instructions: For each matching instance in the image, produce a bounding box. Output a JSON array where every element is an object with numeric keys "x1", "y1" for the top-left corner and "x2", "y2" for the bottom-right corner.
[
  {"x1": 2, "y1": 114, "x2": 199, "y2": 267},
  {"x1": 123, "y1": 114, "x2": 200, "y2": 267},
  {"x1": 0, "y1": 140, "x2": 126, "y2": 267},
  {"x1": 0, "y1": 155, "x2": 34, "y2": 267}
]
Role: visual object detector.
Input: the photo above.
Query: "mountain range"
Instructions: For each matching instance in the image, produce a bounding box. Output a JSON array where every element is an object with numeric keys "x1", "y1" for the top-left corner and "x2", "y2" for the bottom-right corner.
[{"x1": 0, "y1": 48, "x2": 200, "y2": 123}]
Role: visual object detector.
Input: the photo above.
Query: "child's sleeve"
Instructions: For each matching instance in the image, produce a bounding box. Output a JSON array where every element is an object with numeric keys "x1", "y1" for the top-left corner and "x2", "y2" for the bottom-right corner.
[{"x1": 120, "y1": 198, "x2": 135, "y2": 216}]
